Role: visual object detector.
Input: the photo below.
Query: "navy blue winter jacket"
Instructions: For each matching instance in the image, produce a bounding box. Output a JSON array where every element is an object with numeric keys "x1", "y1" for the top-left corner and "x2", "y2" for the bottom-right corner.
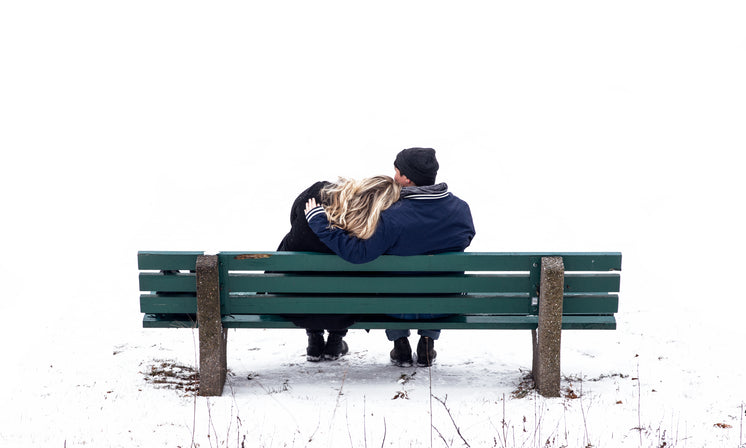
[{"x1": 306, "y1": 183, "x2": 476, "y2": 264}]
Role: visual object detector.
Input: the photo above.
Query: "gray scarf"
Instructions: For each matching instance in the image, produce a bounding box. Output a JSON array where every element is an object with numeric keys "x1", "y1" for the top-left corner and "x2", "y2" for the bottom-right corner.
[{"x1": 400, "y1": 182, "x2": 449, "y2": 199}]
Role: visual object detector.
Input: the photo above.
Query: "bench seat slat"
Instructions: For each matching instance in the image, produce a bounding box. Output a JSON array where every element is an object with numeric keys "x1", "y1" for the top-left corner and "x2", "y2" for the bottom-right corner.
[
  {"x1": 227, "y1": 294, "x2": 532, "y2": 314},
  {"x1": 138, "y1": 251, "x2": 622, "y2": 273},
  {"x1": 220, "y1": 252, "x2": 622, "y2": 272},
  {"x1": 140, "y1": 293, "x2": 197, "y2": 314},
  {"x1": 137, "y1": 251, "x2": 203, "y2": 270},
  {"x1": 141, "y1": 273, "x2": 620, "y2": 296},
  {"x1": 224, "y1": 272, "x2": 619, "y2": 294},
  {"x1": 563, "y1": 294, "x2": 619, "y2": 314},
  {"x1": 227, "y1": 273, "x2": 531, "y2": 294},
  {"x1": 143, "y1": 314, "x2": 197, "y2": 328},
  {"x1": 225, "y1": 294, "x2": 618, "y2": 315},
  {"x1": 143, "y1": 314, "x2": 616, "y2": 330},
  {"x1": 139, "y1": 293, "x2": 619, "y2": 315},
  {"x1": 564, "y1": 273, "x2": 620, "y2": 293},
  {"x1": 139, "y1": 272, "x2": 197, "y2": 293}
]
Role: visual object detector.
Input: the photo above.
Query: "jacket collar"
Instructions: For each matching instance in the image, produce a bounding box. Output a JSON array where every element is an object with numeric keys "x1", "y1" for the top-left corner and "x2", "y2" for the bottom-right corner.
[{"x1": 401, "y1": 182, "x2": 449, "y2": 200}]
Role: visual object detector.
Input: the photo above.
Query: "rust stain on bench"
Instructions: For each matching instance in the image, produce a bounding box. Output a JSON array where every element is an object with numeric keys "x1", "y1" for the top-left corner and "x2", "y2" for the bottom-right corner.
[{"x1": 234, "y1": 254, "x2": 272, "y2": 260}]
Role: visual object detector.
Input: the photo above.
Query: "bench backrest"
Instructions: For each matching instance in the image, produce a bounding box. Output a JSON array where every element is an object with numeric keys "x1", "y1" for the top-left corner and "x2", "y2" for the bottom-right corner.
[{"x1": 139, "y1": 251, "x2": 621, "y2": 328}]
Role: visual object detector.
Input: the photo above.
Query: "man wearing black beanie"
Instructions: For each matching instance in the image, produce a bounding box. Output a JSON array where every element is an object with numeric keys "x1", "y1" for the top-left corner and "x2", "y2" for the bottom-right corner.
[
  {"x1": 393, "y1": 147, "x2": 439, "y2": 187},
  {"x1": 305, "y1": 147, "x2": 476, "y2": 366}
]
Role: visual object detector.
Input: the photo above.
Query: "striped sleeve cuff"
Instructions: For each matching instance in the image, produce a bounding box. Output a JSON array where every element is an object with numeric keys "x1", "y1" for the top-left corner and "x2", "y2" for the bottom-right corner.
[{"x1": 305, "y1": 205, "x2": 326, "y2": 222}]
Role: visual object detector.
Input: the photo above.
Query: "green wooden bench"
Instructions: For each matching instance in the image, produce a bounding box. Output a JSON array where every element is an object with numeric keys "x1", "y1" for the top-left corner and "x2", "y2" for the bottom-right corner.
[{"x1": 138, "y1": 251, "x2": 621, "y2": 397}]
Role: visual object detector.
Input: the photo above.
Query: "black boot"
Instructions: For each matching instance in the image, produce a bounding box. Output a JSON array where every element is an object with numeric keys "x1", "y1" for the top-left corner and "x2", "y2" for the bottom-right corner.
[
  {"x1": 390, "y1": 337, "x2": 413, "y2": 367},
  {"x1": 416, "y1": 336, "x2": 437, "y2": 367},
  {"x1": 306, "y1": 331, "x2": 325, "y2": 362},
  {"x1": 323, "y1": 332, "x2": 349, "y2": 360}
]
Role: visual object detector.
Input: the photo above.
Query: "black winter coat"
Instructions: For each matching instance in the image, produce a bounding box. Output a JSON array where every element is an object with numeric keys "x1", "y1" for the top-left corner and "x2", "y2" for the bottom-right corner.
[{"x1": 277, "y1": 181, "x2": 334, "y2": 253}]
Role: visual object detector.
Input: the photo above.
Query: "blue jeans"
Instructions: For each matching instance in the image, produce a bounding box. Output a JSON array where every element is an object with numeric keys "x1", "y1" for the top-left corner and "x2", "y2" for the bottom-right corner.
[{"x1": 385, "y1": 313, "x2": 448, "y2": 341}]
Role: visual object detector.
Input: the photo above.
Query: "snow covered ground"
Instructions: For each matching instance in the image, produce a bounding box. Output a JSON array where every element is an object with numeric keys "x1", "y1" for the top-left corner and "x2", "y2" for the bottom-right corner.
[{"x1": 2, "y1": 1, "x2": 745, "y2": 447}]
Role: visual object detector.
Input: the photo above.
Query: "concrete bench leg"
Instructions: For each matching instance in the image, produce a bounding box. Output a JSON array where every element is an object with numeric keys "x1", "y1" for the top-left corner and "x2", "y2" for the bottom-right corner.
[
  {"x1": 532, "y1": 256, "x2": 564, "y2": 397},
  {"x1": 196, "y1": 255, "x2": 227, "y2": 396}
]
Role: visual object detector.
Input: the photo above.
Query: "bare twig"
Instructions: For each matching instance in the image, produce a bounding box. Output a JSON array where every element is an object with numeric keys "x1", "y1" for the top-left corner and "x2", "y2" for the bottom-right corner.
[
  {"x1": 226, "y1": 379, "x2": 243, "y2": 448},
  {"x1": 534, "y1": 388, "x2": 540, "y2": 446},
  {"x1": 429, "y1": 364, "x2": 433, "y2": 448},
  {"x1": 491, "y1": 394, "x2": 514, "y2": 448},
  {"x1": 380, "y1": 417, "x2": 387, "y2": 448},
  {"x1": 637, "y1": 363, "x2": 642, "y2": 447},
  {"x1": 346, "y1": 402, "x2": 354, "y2": 448},
  {"x1": 738, "y1": 403, "x2": 743, "y2": 447},
  {"x1": 433, "y1": 424, "x2": 450, "y2": 448},
  {"x1": 330, "y1": 364, "x2": 350, "y2": 427},
  {"x1": 306, "y1": 417, "x2": 321, "y2": 444},
  {"x1": 563, "y1": 400, "x2": 569, "y2": 446},
  {"x1": 323, "y1": 363, "x2": 350, "y2": 447},
  {"x1": 499, "y1": 394, "x2": 508, "y2": 448},
  {"x1": 433, "y1": 395, "x2": 471, "y2": 447},
  {"x1": 579, "y1": 379, "x2": 590, "y2": 446},
  {"x1": 224, "y1": 378, "x2": 243, "y2": 447},
  {"x1": 253, "y1": 378, "x2": 302, "y2": 434},
  {"x1": 191, "y1": 327, "x2": 198, "y2": 448},
  {"x1": 205, "y1": 397, "x2": 213, "y2": 448}
]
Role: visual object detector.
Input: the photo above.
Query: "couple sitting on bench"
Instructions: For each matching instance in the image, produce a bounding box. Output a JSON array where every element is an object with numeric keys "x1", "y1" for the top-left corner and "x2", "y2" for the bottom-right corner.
[{"x1": 276, "y1": 147, "x2": 476, "y2": 367}]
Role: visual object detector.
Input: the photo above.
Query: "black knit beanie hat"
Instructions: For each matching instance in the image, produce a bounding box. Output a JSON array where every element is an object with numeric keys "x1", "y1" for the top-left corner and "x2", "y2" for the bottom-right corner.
[{"x1": 394, "y1": 147, "x2": 439, "y2": 186}]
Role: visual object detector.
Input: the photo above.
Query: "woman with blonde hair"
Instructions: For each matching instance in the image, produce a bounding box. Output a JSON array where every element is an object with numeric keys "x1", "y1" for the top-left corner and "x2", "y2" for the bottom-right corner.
[{"x1": 277, "y1": 175, "x2": 401, "y2": 361}]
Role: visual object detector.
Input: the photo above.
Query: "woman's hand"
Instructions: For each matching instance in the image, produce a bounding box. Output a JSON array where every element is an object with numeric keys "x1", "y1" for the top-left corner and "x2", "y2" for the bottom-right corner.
[{"x1": 304, "y1": 198, "x2": 318, "y2": 214}]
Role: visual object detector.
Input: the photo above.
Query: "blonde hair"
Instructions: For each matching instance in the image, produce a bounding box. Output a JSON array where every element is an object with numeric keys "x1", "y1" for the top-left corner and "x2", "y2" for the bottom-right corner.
[{"x1": 321, "y1": 176, "x2": 401, "y2": 239}]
